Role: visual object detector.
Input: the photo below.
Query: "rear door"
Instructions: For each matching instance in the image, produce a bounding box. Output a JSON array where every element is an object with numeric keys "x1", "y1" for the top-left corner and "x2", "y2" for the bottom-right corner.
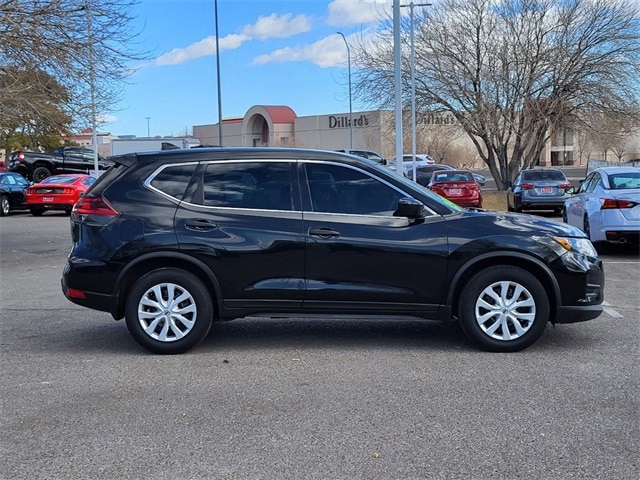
[
  {"x1": 300, "y1": 161, "x2": 449, "y2": 315},
  {"x1": 174, "y1": 159, "x2": 306, "y2": 312}
]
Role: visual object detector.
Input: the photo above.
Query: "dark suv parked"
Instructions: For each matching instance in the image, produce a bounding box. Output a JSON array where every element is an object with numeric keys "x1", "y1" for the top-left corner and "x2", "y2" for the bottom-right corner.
[{"x1": 62, "y1": 148, "x2": 605, "y2": 354}]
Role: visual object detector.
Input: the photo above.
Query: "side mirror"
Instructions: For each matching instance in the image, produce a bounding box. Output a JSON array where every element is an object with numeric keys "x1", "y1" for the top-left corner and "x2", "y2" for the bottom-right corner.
[
  {"x1": 565, "y1": 186, "x2": 576, "y2": 195},
  {"x1": 394, "y1": 197, "x2": 426, "y2": 219}
]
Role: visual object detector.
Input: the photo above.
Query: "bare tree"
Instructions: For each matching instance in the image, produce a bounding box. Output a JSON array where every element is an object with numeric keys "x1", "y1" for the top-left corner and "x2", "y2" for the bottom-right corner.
[
  {"x1": 353, "y1": 0, "x2": 640, "y2": 189},
  {"x1": 0, "y1": 0, "x2": 146, "y2": 131}
]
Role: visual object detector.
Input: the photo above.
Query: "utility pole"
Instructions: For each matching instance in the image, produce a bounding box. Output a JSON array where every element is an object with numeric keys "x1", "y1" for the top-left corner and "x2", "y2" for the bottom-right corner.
[{"x1": 337, "y1": 32, "x2": 353, "y2": 149}]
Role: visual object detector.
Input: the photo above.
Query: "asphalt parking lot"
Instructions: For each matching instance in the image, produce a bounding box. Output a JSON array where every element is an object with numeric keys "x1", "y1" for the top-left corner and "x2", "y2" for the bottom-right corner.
[{"x1": 1, "y1": 211, "x2": 638, "y2": 480}]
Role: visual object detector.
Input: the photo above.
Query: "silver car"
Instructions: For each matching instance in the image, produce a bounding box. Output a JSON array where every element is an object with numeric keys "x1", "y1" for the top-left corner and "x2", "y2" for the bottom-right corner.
[
  {"x1": 507, "y1": 168, "x2": 572, "y2": 213},
  {"x1": 564, "y1": 167, "x2": 640, "y2": 244}
]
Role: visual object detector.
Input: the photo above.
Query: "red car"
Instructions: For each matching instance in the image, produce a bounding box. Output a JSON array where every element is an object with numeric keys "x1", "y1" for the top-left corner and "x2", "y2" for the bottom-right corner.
[
  {"x1": 427, "y1": 169, "x2": 483, "y2": 208},
  {"x1": 27, "y1": 174, "x2": 96, "y2": 216}
]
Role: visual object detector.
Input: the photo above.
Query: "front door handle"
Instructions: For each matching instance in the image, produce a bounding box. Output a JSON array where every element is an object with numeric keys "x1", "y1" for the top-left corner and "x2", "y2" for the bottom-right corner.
[
  {"x1": 308, "y1": 227, "x2": 340, "y2": 238},
  {"x1": 185, "y1": 219, "x2": 217, "y2": 232}
]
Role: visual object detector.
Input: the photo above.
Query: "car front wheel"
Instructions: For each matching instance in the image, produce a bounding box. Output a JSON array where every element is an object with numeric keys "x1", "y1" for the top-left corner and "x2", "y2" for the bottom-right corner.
[
  {"x1": 458, "y1": 266, "x2": 549, "y2": 352},
  {"x1": 125, "y1": 268, "x2": 213, "y2": 354}
]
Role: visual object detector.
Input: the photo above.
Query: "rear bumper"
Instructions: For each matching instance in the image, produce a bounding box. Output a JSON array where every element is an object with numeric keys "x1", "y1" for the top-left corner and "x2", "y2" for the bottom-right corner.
[{"x1": 61, "y1": 278, "x2": 115, "y2": 315}]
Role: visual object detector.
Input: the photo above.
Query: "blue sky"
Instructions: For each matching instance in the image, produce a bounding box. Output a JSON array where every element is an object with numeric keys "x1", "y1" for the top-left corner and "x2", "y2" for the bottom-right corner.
[{"x1": 102, "y1": 0, "x2": 396, "y2": 137}]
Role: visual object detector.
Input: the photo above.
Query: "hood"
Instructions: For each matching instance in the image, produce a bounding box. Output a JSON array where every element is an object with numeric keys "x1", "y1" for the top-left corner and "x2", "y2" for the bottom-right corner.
[{"x1": 459, "y1": 209, "x2": 587, "y2": 238}]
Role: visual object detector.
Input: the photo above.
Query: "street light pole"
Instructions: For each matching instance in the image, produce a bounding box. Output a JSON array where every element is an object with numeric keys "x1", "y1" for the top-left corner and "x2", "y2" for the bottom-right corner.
[
  {"x1": 145, "y1": 117, "x2": 150, "y2": 138},
  {"x1": 402, "y1": 2, "x2": 431, "y2": 182},
  {"x1": 85, "y1": 3, "x2": 99, "y2": 176},
  {"x1": 393, "y1": 0, "x2": 403, "y2": 176},
  {"x1": 337, "y1": 32, "x2": 353, "y2": 149},
  {"x1": 214, "y1": 0, "x2": 223, "y2": 146}
]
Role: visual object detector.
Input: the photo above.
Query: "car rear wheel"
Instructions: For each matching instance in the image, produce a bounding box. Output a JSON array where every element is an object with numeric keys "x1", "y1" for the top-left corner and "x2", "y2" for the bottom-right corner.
[
  {"x1": 125, "y1": 268, "x2": 213, "y2": 354},
  {"x1": 0, "y1": 195, "x2": 9, "y2": 216},
  {"x1": 32, "y1": 166, "x2": 51, "y2": 182},
  {"x1": 458, "y1": 266, "x2": 549, "y2": 352}
]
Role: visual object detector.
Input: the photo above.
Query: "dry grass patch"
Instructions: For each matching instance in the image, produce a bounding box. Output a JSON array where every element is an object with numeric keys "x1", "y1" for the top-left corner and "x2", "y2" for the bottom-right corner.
[{"x1": 482, "y1": 190, "x2": 508, "y2": 211}]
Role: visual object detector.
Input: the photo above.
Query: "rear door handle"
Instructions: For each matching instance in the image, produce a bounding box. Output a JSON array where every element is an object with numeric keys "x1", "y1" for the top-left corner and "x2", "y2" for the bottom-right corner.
[
  {"x1": 185, "y1": 219, "x2": 217, "y2": 232},
  {"x1": 308, "y1": 227, "x2": 340, "y2": 238}
]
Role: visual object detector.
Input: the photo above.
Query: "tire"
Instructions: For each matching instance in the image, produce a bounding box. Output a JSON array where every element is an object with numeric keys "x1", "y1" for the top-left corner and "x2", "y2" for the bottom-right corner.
[
  {"x1": 562, "y1": 209, "x2": 568, "y2": 223},
  {"x1": 554, "y1": 206, "x2": 563, "y2": 215},
  {"x1": 30, "y1": 207, "x2": 45, "y2": 216},
  {"x1": 583, "y1": 215, "x2": 592, "y2": 241},
  {"x1": 0, "y1": 195, "x2": 9, "y2": 216},
  {"x1": 125, "y1": 268, "x2": 213, "y2": 354},
  {"x1": 32, "y1": 166, "x2": 51, "y2": 182},
  {"x1": 458, "y1": 266, "x2": 549, "y2": 352}
]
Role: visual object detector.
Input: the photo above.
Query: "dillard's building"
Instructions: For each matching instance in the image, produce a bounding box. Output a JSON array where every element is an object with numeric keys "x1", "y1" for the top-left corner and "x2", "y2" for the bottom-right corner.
[
  {"x1": 193, "y1": 104, "x2": 640, "y2": 166},
  {"x1": 193, "y1": 105, "x2": 396, "y2": 159}
]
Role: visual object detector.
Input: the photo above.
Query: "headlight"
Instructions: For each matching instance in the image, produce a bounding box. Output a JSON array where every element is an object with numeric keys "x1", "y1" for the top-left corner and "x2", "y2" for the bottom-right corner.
[{"x1": 552, "y1": 236, "x2": 598, "y2": 257}]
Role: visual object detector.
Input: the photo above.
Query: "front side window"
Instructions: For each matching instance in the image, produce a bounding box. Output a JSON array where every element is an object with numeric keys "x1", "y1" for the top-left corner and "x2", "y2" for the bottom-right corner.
[
  {"x1": 305, "y1": 163, "x2": 403, "y2": 216},
  {"x1": 582, "y1": 173, "x2": 599, "y2": 193},
  {"x1": 203, "y1": 161, "x2": 293, "y2": 210}
]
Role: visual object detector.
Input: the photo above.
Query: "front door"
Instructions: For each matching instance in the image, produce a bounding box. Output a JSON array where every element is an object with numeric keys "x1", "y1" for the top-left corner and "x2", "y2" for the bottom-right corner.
[{"x1": 300, "y1": 162, "x2": 449, "y2": 314}]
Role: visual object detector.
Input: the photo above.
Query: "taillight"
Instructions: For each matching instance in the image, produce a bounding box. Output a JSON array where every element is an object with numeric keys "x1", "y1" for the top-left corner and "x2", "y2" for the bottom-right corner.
[
  {"x1": 72, "y1": 196, "x2": 119, "y2": 216},
  {"x1": 559, "y1": 183, "x2": 572, "y2": 189},
  {"x1": 601, "y1": 199, "x2": 638, "y2": 210},
  {"x1": 520, "y1": 183, "x2": 535, "y2": 190}
]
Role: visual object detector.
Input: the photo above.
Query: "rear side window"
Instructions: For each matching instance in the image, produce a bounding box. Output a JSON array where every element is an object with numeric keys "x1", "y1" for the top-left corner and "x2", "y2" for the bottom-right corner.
[
  {"x1": 149, "y1": 164, "x2": 198, "y2": 200},
  {"x1": 203, "y1": 161, "x2": 293, "y2": 210}
]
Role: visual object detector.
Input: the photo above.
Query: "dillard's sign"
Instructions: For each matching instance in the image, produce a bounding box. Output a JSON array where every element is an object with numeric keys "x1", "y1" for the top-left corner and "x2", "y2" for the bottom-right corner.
[{"x1": 328, "y1": 114, "x2": 369, "y2": 129}]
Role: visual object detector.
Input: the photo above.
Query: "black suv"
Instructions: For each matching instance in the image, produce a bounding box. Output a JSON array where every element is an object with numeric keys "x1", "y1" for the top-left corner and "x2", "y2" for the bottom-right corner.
[{"x1": 62, "y1": 148, "x2": 604, "y2": 354}]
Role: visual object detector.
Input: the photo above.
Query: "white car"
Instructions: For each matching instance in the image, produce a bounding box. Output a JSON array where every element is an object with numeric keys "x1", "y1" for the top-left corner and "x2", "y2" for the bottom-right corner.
[
  {"x1": 393, "y1": 154, "x2": 435, "y2": 177},
  {"x1": 564, "y1": 166, "x2": 640, "y2": 244}
]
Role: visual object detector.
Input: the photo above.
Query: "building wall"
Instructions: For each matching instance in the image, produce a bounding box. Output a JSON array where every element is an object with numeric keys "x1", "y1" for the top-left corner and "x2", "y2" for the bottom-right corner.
[{"x1": 193, "y1": 105, "x2": 640, "y2": 166}]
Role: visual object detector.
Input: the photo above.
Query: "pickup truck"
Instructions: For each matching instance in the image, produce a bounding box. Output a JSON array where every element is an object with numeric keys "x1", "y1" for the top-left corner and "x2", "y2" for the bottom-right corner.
[{"x1": 8, "y1": 147, "x2": 112, "y2": 182}]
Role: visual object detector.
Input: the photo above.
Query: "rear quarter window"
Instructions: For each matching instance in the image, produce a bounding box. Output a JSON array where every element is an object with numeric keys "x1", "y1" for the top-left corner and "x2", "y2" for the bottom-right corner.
[{"x1": 149, "y1": 164, "x2": 198, "y2": 200}]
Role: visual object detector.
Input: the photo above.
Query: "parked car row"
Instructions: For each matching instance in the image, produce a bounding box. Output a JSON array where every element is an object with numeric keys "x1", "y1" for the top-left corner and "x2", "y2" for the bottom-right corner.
[{"x1": 0, "y1": 172, "x2": 95, "y2": 216}]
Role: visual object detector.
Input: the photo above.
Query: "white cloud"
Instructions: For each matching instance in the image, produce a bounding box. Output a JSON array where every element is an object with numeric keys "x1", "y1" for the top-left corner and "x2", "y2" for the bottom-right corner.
[
  {"x1": 98, "y1": 114, "x2": 118, "y2": 124},
  {"x1": 155, "y1": 34, "x2": 248, "y2": 66},
  {"x1": 326, "y1": 0, "x2": 390, "y2": 27},
  {"x1": 154, "y1": 13, "x2": 311, "y2": 66},
  {"x1": 253, "y1": 33, "x2": 355, "y2": 68},
  {"x1": 242, "y1": 13, "x2": 312, "y2": 39}
]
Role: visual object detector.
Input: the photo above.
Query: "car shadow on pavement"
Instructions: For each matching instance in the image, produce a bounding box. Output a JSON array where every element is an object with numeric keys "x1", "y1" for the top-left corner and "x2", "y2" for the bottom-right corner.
[
  {"x1": 198, "y1": 317, "x2": 471, "y2": 353},
  {"x1": 14, "y1": 313, "x2": 604, "y2": 356}
]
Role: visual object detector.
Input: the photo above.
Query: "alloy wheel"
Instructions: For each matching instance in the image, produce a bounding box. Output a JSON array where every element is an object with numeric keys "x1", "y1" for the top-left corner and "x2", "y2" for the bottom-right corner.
[
  {"x1": 474, "y1": 280, "x2": 536, "y2": 341},
  {"x1": 137, "y1": 282, "x2": 197, "y2": 342}
]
